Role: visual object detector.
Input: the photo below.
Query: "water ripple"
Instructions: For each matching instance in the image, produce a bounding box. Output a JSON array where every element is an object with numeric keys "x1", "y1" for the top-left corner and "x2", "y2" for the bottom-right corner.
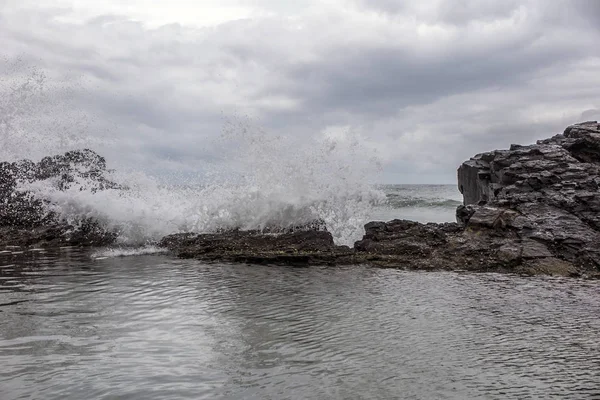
[{"x1": 0, "y1": 250, "x2": 598, "y2": 399}]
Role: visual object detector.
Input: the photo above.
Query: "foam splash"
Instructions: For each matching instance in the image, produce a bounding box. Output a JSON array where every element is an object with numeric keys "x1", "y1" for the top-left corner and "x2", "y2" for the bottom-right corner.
[
  {"x1": 0, "y1": 60, "x2": 105, "y2": 162},
  {"x1": 91, "y1": 246, "x2": 168, "y2": 258},
  {"x1": 4, "y1": 65, "x2": 385, "y2": 246},
  {"x1": 21, "y1": 125, "x2": 385, "y2": 245}
]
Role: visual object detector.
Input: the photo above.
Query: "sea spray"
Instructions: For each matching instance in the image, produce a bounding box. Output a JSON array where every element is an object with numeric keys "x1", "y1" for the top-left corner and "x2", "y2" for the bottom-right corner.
[
  {"x1": 3, "y1": 65, "x2": 385, "y2": 246},
  {"x1": 0, "y1": 60, "x2": 106, "y2": 162},
  {"x1": 20, "y1": 121, "x2": 385, "y2": 245},
  {"x1": 91, "y1": 246, "x2": 168, "y2": 258}
]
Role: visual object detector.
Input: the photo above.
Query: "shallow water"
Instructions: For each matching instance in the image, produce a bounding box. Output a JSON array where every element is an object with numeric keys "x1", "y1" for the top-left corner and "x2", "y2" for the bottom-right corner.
[{"x1": 1, "y1": 249, "x2": 599, "y2": 400}]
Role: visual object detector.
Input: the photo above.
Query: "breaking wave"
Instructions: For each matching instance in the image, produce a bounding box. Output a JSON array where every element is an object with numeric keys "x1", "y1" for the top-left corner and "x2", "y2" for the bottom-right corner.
[{"x1": 2, "y1": 65, "x2": 385, "y2": 246}]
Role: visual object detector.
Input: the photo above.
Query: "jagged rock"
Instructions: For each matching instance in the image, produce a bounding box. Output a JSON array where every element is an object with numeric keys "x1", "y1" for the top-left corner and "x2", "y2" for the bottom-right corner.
[
  {"x1": 160, "y1": 216, "x2": 591, "y2": 277},
  {"x1": 454, "y1": 121, "x2": 600, "y2": 276},
  {"x1": 0, "y1": 149, "x2": 119, "y2": 247},
  {"x1": 0, "y1": 218, "x2": 117, "y2": 248},
  {"x1": 35, "y1": 149, "x2": 120, "y2": 192},
  {"x1": 354, "y1": 220, "x2": 450, "y2": 256}
]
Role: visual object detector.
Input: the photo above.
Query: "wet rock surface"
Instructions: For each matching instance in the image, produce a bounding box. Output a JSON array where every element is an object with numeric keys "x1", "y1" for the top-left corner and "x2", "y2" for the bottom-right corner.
[
  {"x1": 163, "y1": 122, "x2": 600, "y2": 278},
  {"x1": 0, "y1": 149, "x2": 118, "y2": 247},
  {"x1": 160, "y1": 229, "x2": 353, "y2": 266},
  {"x1": 454, "y1": 121, "x2": 600, "y2": 277}
]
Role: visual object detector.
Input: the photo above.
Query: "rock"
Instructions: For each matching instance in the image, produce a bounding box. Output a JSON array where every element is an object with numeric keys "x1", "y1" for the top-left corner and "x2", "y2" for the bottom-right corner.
[
  {"x1": 35, "y1": 149, "x2": 120, "y2": 192},
  {"x1": 520, "y1": 240, "x2": 553, "y2": 259},
  {"x1": 160, "y1": 229, "x2": 350, "y2": 266},
  {"x1": 457, "y1": 158, "x2": 494, "y2": 205},
  {"x1": 463, "y1": 206, "x2": 520, "y2": 230},
  {"x1": 0, "y1": 149, "x2": 119, "y2": 248},
  {"x1": 516, "y1": 258, "x2": 580, "y2": 277},
  {"x1": 454, "y1": 121, "x2": 600, "y2": 276},
  {"x1": 354, "y1": 219, "x2": 449, "y2": 256}
]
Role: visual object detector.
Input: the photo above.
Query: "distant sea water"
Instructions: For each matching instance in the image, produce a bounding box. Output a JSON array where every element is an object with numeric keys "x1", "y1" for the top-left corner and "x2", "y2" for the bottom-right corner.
[{"x1": 372, "y1": 184, "x2": 463, "y2": 224}]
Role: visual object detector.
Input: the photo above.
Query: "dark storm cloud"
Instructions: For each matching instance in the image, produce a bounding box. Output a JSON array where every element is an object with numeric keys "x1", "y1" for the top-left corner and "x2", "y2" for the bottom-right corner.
[
  {"x1": 572, "y1": 0, "x2": 600, "y2": 26},
  {"x1": 262, "y1": 1, "x2": 596, "y2": 118},
  {"x1": 353, "y1": 0, "x2": 522, "y2": 23},
  {"x1": 279, "y1": 38, "x2": 583, "y2": 117},
  {"x1": 354, "y1": 0, "x2": 599, "y2": 27}
]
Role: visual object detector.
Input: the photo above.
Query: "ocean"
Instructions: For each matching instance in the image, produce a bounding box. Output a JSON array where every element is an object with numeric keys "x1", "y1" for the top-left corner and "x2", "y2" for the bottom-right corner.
[
  {"x1": 1, "y1": 248, "x2": 598, "y2": 399},
  {"x1": 372, "y1": 184, "x2": 462, "y2": 224}
]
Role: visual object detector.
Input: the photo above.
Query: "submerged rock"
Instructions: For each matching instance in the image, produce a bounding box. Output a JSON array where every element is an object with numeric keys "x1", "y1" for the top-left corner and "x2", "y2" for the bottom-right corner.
[
  {"x1": 0, "y1": 149, "x2": 118, "y2": 248},
  {"x1": 163, "y1": 122, "x2": 600, "y2": 279}
]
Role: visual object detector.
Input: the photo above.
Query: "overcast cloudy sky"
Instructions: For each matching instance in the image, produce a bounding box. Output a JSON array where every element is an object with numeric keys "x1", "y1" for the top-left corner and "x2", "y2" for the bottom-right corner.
[{"x1": 1, "y1": 0, "x2": 599, "y2": 183}]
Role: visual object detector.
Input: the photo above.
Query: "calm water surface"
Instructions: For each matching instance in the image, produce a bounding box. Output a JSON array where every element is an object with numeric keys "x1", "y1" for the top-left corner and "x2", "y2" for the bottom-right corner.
[{"x1": 1, "y1": 248, "x2": 599, "y2": 399}]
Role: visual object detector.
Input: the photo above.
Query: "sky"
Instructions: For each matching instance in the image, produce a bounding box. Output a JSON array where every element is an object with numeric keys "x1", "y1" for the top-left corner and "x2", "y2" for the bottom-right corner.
[{"x1": 1, "y1": 0, "x2": 599, "y2": 183}]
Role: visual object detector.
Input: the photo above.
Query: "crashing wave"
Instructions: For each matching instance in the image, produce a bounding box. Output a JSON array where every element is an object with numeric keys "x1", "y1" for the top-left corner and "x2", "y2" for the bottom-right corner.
[{"x1": 1, "y1": 66, "x2": 384, "y2": 246}]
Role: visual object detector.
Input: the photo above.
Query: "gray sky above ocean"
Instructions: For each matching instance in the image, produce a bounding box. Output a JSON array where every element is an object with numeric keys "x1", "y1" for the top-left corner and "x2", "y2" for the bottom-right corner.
[{"x1": 1, "y1": 0, "x2": 599, "y2": 183}]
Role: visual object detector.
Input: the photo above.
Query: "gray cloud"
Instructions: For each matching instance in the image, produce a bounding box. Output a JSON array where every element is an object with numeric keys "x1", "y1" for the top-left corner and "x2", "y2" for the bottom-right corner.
[
  {"x1": 354, "y1": 0, "x2": 523, "y2": 23},
  {"x1": 1, "y1": 0, "x2": 599, "y2": 183}
]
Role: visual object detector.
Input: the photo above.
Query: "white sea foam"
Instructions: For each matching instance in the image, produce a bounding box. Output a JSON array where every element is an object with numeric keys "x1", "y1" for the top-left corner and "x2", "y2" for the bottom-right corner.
[
  {"x1": 91, "y1": 246, "x2": 168, "y2": 258},
  {"x1": 3, "y1": 65, "x2": 385, "y2": 246}
]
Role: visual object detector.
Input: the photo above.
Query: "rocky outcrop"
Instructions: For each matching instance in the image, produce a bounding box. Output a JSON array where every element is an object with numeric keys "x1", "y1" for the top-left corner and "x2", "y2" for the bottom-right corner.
[
  {"x1": 0, "y1": 149, "x2": 118, "y2": 247},
  {"x1": 163, "y1": 122, "x2": 600, "y2": 278},
  {"x1": 161, "y1": 217, "x2": 586, "y2": 277},
  {"x1": 456, "y1": 121, "x2": 600, "y2": 275},
  {"x1": 352, "y1": 218, "x2": 582, "y2": 277}
]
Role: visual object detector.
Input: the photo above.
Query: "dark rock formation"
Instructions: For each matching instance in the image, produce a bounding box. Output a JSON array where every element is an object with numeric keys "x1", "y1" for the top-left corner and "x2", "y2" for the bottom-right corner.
[
  {"x1": 160, "y1": 229, "x2": 352, "y2": 266},
  {"x1": 163, "y1": 122, "x2": 600, "y2": 278},
  {"x1": 0, "y1": 149, "x2": 118, "y2": 247},
  {"x1": 456, "y1": 121, "x2": 600, "y2": 276},
  {"x1": 161, "y1": 217, "x2": 586, "y2": 276},
  {"x1": 352, "y1": 218, "x2": 581, "y2": 277}
]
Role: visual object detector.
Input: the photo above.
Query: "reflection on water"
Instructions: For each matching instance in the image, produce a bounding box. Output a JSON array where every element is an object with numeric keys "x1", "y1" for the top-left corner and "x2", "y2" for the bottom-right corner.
[{"x1": 1, "y1": 249, "x2": 599, "y2": 399}]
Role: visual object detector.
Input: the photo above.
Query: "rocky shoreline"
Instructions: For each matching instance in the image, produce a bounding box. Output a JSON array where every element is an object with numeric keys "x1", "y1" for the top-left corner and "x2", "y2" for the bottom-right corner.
[{"x1": 2, "y1": 122, "x2": 600, "y2": 278}]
